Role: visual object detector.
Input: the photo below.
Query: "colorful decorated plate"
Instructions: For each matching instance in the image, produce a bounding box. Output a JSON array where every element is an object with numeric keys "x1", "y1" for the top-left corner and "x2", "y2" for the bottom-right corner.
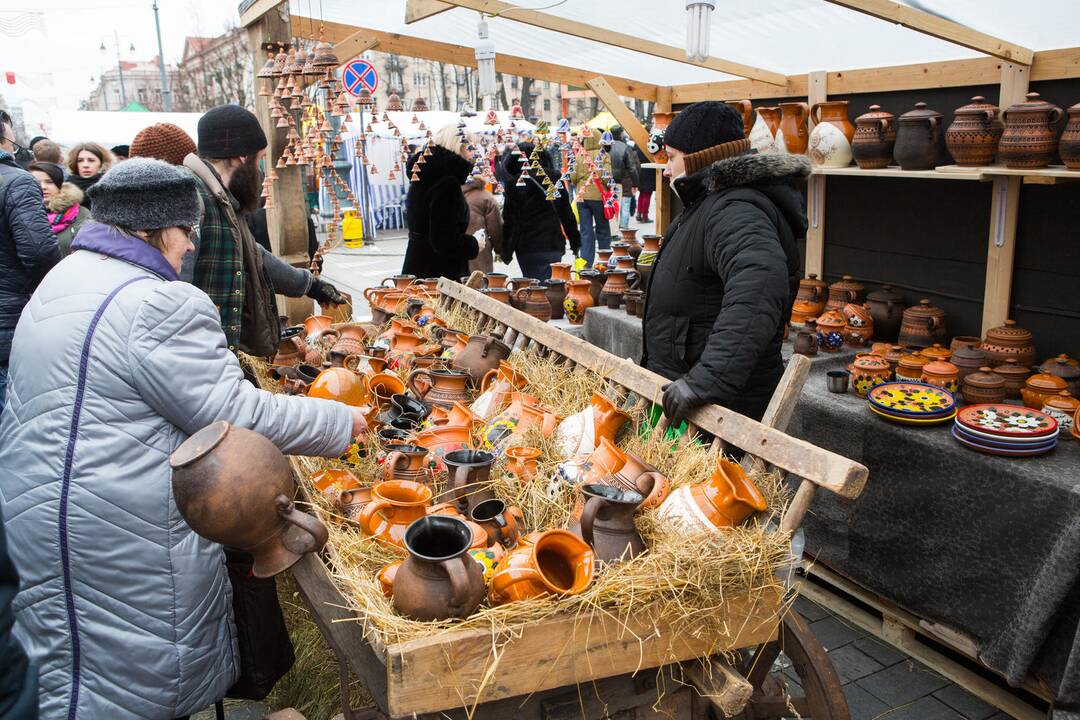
[
  {"x1": 953, "y1": 422, "x2": 1060, "y2": 446},
  {"x1": 950, "y1": 427, "x2": 1056, "y2": 457},
  {"x1": 868, "y1": 402, "x2": 958, "y2": 420},
  {"x1": 867, "y1": 382, "x2": 956, "y2": 416},
  {"x1": 870, "y1": 406, "x2": 957, "y2": 426},
  {"x1": 956, "y1": 404, "x2": 1058, "y2": 438}
]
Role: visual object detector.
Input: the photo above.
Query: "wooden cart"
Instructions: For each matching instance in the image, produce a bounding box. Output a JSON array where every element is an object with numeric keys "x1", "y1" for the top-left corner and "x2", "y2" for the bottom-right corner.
[{"x1": 289, "y1": 279, "x2": 869, "y2": 720}]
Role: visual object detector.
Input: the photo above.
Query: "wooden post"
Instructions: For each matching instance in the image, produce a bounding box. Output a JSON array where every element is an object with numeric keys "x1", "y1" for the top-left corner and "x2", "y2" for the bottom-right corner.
[
  {"x1": 654, "y1": 86, "x2": 673, "y2": 235},
  {"x1": 586, "y1": 77, "x2": 654, "y2": 162},
  {"x1": 804, "y1": 71, "x2": 828, "y2": 278},
  {"x1": 981, "y1": 62, "x2": 1028, "y2": 334},
  {"x1": 246, "y1": 7, "x2": 315, "y2": 324}
]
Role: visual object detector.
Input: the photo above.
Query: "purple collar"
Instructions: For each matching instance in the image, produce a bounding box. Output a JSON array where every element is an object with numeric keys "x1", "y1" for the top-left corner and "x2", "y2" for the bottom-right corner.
[{"x1": 70, "y1": 222, "x2": 179, "y2": 281}]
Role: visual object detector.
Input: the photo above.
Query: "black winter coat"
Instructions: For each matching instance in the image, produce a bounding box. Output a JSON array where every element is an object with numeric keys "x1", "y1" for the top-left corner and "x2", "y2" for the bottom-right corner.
[
  {"x1": 0, "y1": 150, "x2": 60, "y2": 336},
  {"x1": 635, "y1": 147, "x2": 656, "y2": 194},
  {"x1": 402, "y1": 146, "x2": 479, "y2": 280},
  {"x1": 641, "y1": 153, "x2": 809, "y2": 421},
  {"x1": 500, "y1": 144, "x2": 580, "y2": 264}
]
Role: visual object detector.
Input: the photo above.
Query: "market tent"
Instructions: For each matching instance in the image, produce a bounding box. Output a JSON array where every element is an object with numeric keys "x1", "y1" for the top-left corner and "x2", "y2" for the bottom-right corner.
[
  {"x1": 120, "y1": 102, "x2": 150, "y2": 112},
  {"x1": 46, "y1": 111, "x2": 203, "y2": 151},
  {"x1": 586, "y1": 112, "x2": 617, "y2": 131}
]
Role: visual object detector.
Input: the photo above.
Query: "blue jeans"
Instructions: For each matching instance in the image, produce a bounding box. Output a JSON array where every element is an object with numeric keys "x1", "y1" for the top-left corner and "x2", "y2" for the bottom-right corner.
[
  {"x1": 517, "y1": 249, "x2": 565, "y2": 282},
  {"x1": 619, "y1": 194, "x2": 634, "y2": 229},
  {"x1": 576, "y1": 200, "x2": 611, "y2": 266}
]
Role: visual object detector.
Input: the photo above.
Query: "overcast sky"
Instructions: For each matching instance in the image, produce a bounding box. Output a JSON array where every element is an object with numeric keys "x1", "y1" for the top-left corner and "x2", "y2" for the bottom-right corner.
[{"x1": 2, "y1": 1, "x2": 240, "y2": 132}]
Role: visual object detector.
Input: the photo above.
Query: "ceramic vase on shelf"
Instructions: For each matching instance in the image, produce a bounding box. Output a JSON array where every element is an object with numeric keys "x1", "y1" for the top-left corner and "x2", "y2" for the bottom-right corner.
[
  {"x1": 808, "y1": 101, "x2": 854, "y2": 168},
  {"x1": 779, "y1": 102, "x2": 810, "y2": 155},
  {"x1": 894, "y1": 103, "x2": 950, "y2": 171},
  {"x1": 749, "y1": 107, "x2": 785, "y2": 155},
  {"x1": 851, "y1": 105, "x2": 896, "y2": 169},
  {"x1": 945, "y1": 96, "x2": 1004, "y2": 167},
  {"x1": 999, "y1": 93, "x2": 1064, "y2": 169}
]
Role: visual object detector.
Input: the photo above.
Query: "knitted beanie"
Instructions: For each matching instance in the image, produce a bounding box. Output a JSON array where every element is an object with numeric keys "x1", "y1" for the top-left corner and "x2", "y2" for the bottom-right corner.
[
  {"x1": 130, "y1": 123, "x2": 197, "y2": 166},
  {"x1": 110, "y1": 144, "x2": 130, "y2": 158},
  {"x1": 197, "y1": 104, "x2": 268, "y2": 158},
  {"x1": 88, "y1": 158, "x2": 200, "y2": 230},
  {"x1": 663, "y1": 101, "x2": 745, "y2": 154}
]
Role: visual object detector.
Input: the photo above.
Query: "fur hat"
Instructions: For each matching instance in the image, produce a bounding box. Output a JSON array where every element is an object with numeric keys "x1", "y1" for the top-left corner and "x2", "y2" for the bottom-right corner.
[
  {"x1": 88, "y1": 158, "x2": 200, "y2": 230},
  {"x1": 663, "y1": 101, "x2": 745, "y2": 154},
  {"x1": 197, "y1": 104, "x2": 267, "y2": 158},
  {"x1": 130, "y1": 123, "x2": 197, "y2": 166}
]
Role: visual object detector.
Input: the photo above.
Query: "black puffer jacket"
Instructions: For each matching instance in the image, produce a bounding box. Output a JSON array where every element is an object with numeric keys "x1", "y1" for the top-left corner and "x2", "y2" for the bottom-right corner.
[
  {"x1": 500, "y1": 143, "x2": 580, "y2": 264},
  {"x1": 402, "y1": 145, "x2": 479, "y2": 280},
  {"x1": 636, "y1": 146, "x2": 656, "y2": 194},
  {"x1": 641, "y1": 153, "x2": 809, "y2": 420},
  {"x1": 0, "y1": 150, "x2": 60, "y2": 335}
]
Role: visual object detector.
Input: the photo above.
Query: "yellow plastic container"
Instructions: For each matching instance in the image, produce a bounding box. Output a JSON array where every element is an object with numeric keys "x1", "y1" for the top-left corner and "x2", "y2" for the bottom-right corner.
[{"x1": 342, "y1": 208, "x2": 364, "y2": 248}]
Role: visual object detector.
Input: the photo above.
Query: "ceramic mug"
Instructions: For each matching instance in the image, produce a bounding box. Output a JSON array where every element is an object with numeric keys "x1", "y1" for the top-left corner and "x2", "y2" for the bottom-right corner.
[{"x1": 469, "y1": 498, "x2": 525, "y2": 548}]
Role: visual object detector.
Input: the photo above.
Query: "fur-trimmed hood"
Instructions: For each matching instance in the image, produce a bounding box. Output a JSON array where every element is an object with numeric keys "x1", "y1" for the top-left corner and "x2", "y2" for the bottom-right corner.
[
  {"x1": 45, "y1": 182, "x2": 84, "y2": 214},
  {"x1": 707, "y1": 153, "x2": 811, "y2": 194}
]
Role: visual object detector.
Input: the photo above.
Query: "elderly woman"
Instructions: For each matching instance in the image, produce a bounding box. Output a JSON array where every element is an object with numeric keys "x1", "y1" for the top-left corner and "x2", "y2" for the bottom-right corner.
[{"x1": 0, "y1": 158, "x2": 366, "y2": 720}]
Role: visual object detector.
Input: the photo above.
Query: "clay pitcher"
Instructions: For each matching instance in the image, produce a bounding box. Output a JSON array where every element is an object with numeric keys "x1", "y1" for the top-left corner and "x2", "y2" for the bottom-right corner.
[
  {"x1": 368, "y1": 372, "x2": 406, "y2": 409},
  {"x1": 452, "y1": 333, "x2": 512, "y2": 389},
  {"x1": 545, "y1": 279, "x2": 567, "y2": 320},
  {"x1": 485, "y1": 272, "x2": 508, "y2": 289},
  {"x1": 170, "y1": 421, "x2": 328, "y2": 577},
  {"x1": 489, "y1": 530, "x2": 595, "y2": 605},
  {"x1": 505, "y1": 446, "x2": 541, "y2": 484},
  {"x1": 308, "y1": 365, "x2": 372, "y2": 407},
  {"x1": 657, "y1": 457, "x2": 767, "y2": 534},
  {"x1": 273, "y1": 327, "x2": 306, "y2": 367},
  {"x1": 383, "y1": 444, "x2": 433, "y2": 485},
  {"x1": 725, "y1": 99, "x2": 754, "y2": 139},
  {"x1": 407, "y1": 368, "x2": 471, "y2": 409},
  {"x1": 554, "y1": 391, "x2": 631, "y2": 456},
  {"x1": 779, "y1": 102, "x2": 810, "y2": 154},
  {"x1": 443, "y1": 449, "x2": 496, "y2": 513},
  {"x1": 329, "y1": 323, "x2": 369, "y2": 357},
  {"x1": 563, "y1": 279, "x2": 595, "y2": 325},
  {"x1": 469, "y1": 498, "x2": 525, "y2": 548},
  {"x1": 612, "y1": 451, "x2": 670, "y2": 510},
  {"x1": 748, "y1": 107, "x2": 783, "y2": 155},
  {"x1": 579, "y1": 484, "x2": 646, "y2": 563},
  {"x1": 471, "y1": 360, "x2": 529, "y2": 419},
  {"x1": 480, "y1": 391, "x2": 540, "y2": 450},
  {"x1": 359, "y1": 480, "x2": 432, "y2": 547},
  {"x1": 381, "y1": 273, "x2": 418, "y2": 289},
  {"x1": 549, "y1": 262, "x2": 572, "y2": 282},
  {"x1": 303, "y1": 314, "x2": 333, "y2": 343},
  {"x1": 809, "y1": 100, "x2": 855, "y2": 168},
  {"x1": 514, "y1": 285, "x2": 553, "y2": 322}
]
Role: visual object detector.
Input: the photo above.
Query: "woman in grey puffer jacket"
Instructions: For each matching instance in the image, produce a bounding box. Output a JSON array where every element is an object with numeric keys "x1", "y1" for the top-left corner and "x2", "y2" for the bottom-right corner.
[{"x1": 0, "y1": 159, "x2": 366, "y2": 720}]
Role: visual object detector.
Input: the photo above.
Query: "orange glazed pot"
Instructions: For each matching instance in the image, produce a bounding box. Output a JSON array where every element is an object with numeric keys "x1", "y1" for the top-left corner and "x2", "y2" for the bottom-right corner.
[
  {"x1": 505, "y1": 446, "x2": 541, "y2": 484},
  {"x1": 489, "y1": 530, "x2": 595, "y2": 605},
  {"x1": 562, "y1": 279, "x2": 594, "y2": 325},
  {"x1": 358, "y1": 480, "x2": 432, "y2": 547},
  {"x1": 657, "y1": 457, "x2": 767, "y2": 534}
]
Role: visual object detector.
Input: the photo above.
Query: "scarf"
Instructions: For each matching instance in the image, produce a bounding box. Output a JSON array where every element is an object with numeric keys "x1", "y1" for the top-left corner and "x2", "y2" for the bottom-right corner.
[{"x1": 48, "y1": 203, "x2": 81, "y2": 234}]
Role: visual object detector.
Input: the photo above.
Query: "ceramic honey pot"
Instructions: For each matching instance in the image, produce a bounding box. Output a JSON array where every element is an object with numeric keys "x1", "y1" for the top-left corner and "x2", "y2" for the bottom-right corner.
[
  {"x1": 919, "y1": 360, "x2": 960, "y2": 394},
  {"x1": 1021, "y1": 373, "x2": 1068, "y2": 410},
  {"x1": 1042, "y1": 392, "x2": 1080, "y2": 432},
  {"x1": 851, "y1": 105, "x2": 896, "y2": 169},
  {"x1": 1039, "y1": 354, "x2": 1080, "y2": 396},
  {"x1": 980, "y1": 319, "x2": 1036, "y2": 368},
  {"x1": 921, "y1": 344, "x2": 952, "y2": 362},
  {"x1": 489, "y1": 530, "x2": 595, "y2": 605},
  {"x1": 961, "y1": 367, "x2": 1007, "y2": 405},
  {"x1": 657, "y1": 457, "x2": 767, "y2": 534},
  {"x1": 895, "y1": 352, "x2": 930, "y2": 382},
  {"x1": 848, "y1": 354, "x2": 892, "y2": 397}
]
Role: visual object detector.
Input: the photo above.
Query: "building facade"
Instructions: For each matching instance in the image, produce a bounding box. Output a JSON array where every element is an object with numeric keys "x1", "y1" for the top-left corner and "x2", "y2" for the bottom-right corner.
[
  {"x1": 84, "y1": 58, "x2": 177, "y2": 112},
  {"x1": 173, "y1": 30, "x2": 255, "y2": 112}
]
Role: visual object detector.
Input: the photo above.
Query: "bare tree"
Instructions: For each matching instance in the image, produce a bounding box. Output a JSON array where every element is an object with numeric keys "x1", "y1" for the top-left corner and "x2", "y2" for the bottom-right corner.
[
  {"x1": 519, "y1": 77, "x2": 534, "y2": 118},
  {"x1": 173, "y1": 25, "x2": 253, "y2": 112},
  {"x1": 434, "y1": 61, "x2": 451, "y2": 112},
  {"x1": 384, "y1": 54, "x2": 408, "y2": 96}
]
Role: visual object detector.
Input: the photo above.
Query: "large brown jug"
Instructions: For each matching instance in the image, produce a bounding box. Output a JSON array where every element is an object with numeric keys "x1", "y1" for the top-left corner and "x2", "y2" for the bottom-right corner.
[
  {"x1": 452, "y1": 333, "x2": 512, "y2": 388},
  {"x1": 725, "y1": 99, "x2": 754, "y2": 138},
  {"x1": 779, "y1": 102, "x2": 810, "y2": 154},
  {"x1": 513, "y1": 285, "x2": 553, "y2": 322},
  {"x1": 808, "y1": 101, "x2": 855, "y2": 167},
  {"x1": 407, "y1": 367, "x2": 472, "y2": 409},
  {"x1": 1000, "y1": 92, "x2": 1064, "y2": 169},
  {"x1": 443, "y1": 449, "x2": 496, "y2": 514},
  {"x1": 945, "y1": 96, "x2": 1004, "y2": 167},
  {"x1": 579, "y1": 484, "x2": 646, "y2": 564},
  {"x1": 383, "y1": 444, "x2": 433, "y2": 485}
]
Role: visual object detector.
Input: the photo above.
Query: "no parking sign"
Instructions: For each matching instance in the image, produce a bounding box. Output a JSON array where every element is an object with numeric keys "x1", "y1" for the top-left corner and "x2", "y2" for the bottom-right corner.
[{"x1": 342, "y1": 59, "x2": 379, "y2": 96}]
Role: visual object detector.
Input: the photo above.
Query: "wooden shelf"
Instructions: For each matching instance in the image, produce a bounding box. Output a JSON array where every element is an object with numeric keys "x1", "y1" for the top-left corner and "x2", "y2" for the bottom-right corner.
[
  {"x1": 811, "y1": 165, "x2": 986, "y2": 181},
  {"x1": 937, "y1": 164, "x2": 1080, "y2": 185}
]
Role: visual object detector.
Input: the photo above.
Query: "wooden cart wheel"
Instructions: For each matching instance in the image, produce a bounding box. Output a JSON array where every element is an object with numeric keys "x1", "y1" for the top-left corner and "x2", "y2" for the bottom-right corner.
[{"x1": 723, "y1": 611, "x2": 849, "y2": 720}]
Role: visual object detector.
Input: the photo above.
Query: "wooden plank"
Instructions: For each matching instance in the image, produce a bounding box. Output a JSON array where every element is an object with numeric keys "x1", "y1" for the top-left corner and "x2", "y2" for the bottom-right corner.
[
  {"x1": 404, "y1": 0, "x2": 454, "y2": 23},
  {"x1": 587, "y1": 77, "x2": 654, "y2": 163},
  {"x1": 814, "y1": 165, "x2": 986, "y2": 181},
  {"x1": 239, "y1": 0, "x2": 284, "y2": 28},
  {"x1": 384, "y1": 586, "x2": 782, "y2": 716},
  {"x1": 307, "y1": 18, "x2": 659, "y2": 101},
  {"x1": 804, "y1": 71, "x2": 827, "y2": 280},
  {"x1": 331, "y1": 31, "x2": 379, "y2": 65},
  {"x1": 824, "y1": 0, "x2": 1033, "y2": 65},
  {"x1": 433, "y1": 0, "x2": 788, "y2": 85},
  {"x1": 672, "y1": 76, "x2": 808, "y2": 104},
  {"x1": 653, "y1": 88, "x2": 673, "y2": 235},
  {"x1": 438, "y1": 279, "x2": 868, "y2": 499}
]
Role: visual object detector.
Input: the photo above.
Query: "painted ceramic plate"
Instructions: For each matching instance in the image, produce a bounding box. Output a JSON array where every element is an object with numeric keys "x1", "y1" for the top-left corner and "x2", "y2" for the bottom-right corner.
[
  {"x1": 950, "y1": 427, "x2": 1056, "y2": 457},
  {"x1": 867, "y1": 402, "x2": 957, "y2": 420},
  {"x1": 868, "y1": 382, "x2": 956, "y2": 416},
  {"x1": 952, "y1": 422, "x2": 1060, "y2": 446},
  {"x1": 869, "y1": 406, "x2": 957, "y2": 426},
  {"x1": 956, "y1": 404, "x2": 1058, "y2": 438}
]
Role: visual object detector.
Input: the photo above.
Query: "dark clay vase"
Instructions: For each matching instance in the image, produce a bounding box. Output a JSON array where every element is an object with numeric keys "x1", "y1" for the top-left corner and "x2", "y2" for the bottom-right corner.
[
  {"x1": 170, "y1": 421, "x2": 328, "y2": 578},
  {"x1": 579, "y1": 484, "x2": 646, "y2": 564},
  {"x1": 894, "y1": 103, "x2": 949, "y2": 171},
  {"x1": 452, "y1": 333, "x2": 511, "y2": 389},
  {"x1": 545, "y1": 279, "x2": 567, "y2": 320},
  {"x1": 390, "y1": 515, "x2": 486, "y2": 621},
  {"x1": 865, "y1": 285, "x2": 905, "y2": 342}
]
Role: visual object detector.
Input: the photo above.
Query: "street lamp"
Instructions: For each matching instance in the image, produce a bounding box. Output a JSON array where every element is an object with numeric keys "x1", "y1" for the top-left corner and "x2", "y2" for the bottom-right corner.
[
  {"x1": 100, "y1": 31, "x2": 134, "y2": 108},
  {"x1": 474, "y1": 16, "x2": 496, "y2": 110}
]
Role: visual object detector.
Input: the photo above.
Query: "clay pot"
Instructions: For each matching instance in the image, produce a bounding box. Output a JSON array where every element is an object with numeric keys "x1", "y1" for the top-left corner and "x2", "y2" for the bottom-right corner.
[
  {"x1": 581, "y1": 269, "x2": 606, "y2": 306},
  {"x1": 310, "y1": 467, "x2": 362, "y2": 511},
  {"x1": 377, "y1": 427, "x2": 411, "y2": 451},
  {"x1": 1039, "y1": 354, "x2": 1080, "y2": 396},
  {"x1": 950, "y1": 336, "x2": 982, "y2": 353},
  {"x1": 725, "y1": 99, "x2": 754, "y2": 139},
  {"x1": 273, "y1": 327, "x2": 306, "y2": 366},
  {"x1": 489, "y1": 530, "x2": 595, "y2": 605},
  {"x1": 485, "y1": 272, "x2": 508, "y2": 288},
  {"x1": 549, "y1": 263, "x2": 572, "y2": 282},
  {"x1": 793, "y1": 325, "x2": 819, "y2": 356},
  {"x1": 898, "y1": 299, "x2": 947, "y2": 349},
  {"x1": 482, "y1": 287, "x2": 511, "y2": 304},
  {"x1": 471, "y1": 360, "x2": 529, "y2": 419},
  {"x1": 1000, "y1": 93, "x2": 1064, "y2": 169},
  {"x1": 814, "y1": 310, "x2": 846, "y2": 353},
  {"x1": 951, "y1": 344, "x2": 989, "y2": 381},
  {"x1": 507, "y1": 277, "x2": 536, "y2": 310},
  {"x1": 641, "y1": 234, "x2": 662, "y2": 253},
  {"x1": 507, "y1": 402, "x2": 561, "y2": 445},
  {"x1": 1060, "y1": 104, "x2": 1080, "y2": 170},
  {"x1": 791, "y1": 300, "x2": 823, "y2": 327},
  {"x1": 852, "y1": 105, "x2": 896, "y2": 169},
  {"x1": 381, "y1": 515, "x2": 486, "y2": 621},
  {"x1": 368, "y1": 372, "x2": 407, "y2": 409},
  {"x1": 443, "y1": 449, "x2": 496, "y2": 514},
  {"x1": 865, "y1": 285, "x2": 905, "y2": 342},
  {"x1": 275, "y1": 363, "x2": 320, "y2": 396},
  {"x1": 381, "y1": 274, "x2": 418, "y2": 289},
  {"x1": 303, "y1": 314, "x2": 334, "y2": 342},
  {"x1": 550, "y1": 436, "x2": 629, "y2": 500},
  {"x1": 412, "y1": 426, "x2": 474, "y2": 470},
  {"x1": 825, "y1": 275, "x2": 865, "y2": 311},
  {"x1": 797, "y1": 273, "x2": 828, "y2": 309},
  {"x1": 1042, "y1": 391, "x2": 1080, "y2": 432},
  {"x1": 895, "y1": 353, "x2": 930, "y2": 382},
  {"x1": 921, "y1": 344, "x2": 953, "y2": 362},
  {"x1": 920, "y1": 360, "x2": 960, "y2": 394},
  {"x1": 657, "y1": 457, "x2": 767, "y2": 534},
  {"x1": 995, "y1": 359, "x2": 1032, "y2": 399},
  {"x1": 882, "y1": 345, "x2": 905, "y2": 377},
  {"x1": 779, "y1": 102, "x2": 810, "y2": 155},
  {"x1": 469, "y1": 498, "x2": 525, "y2": 548},
  {"x1": 981, "y1": 319, "x2": 1036, "y2": 368},
  {"x1": 479, "y1": 391, "x2": 540, "y2": 450},
  {"x1": 848, "y1": 354, "x2": 891, "y2": 397},
  {"x1": 505, "y1": 446, "x2": 541, "y2": 484},
  {"x1": 843, "y1": 303, "x2": 874, "y2": 347},
  {"x1": 327, "y1": 324, "x2": 370, "y2": 358},
  {"x1": 554, "y1": 391, "x2": 631, "y2": 456},
  {"x1": 563, "y1": 279, "x2": 595, "y2": 325},
  {"x1": 1022, "y1": 373, "x2": 1069, "y2": 410},
  {"x1": 894, "y1": 102, "x2": 950, "y2": 170},
  {"x1": 407, "y1": 368, "x2": 471, "y2": 410},
  {"x1": 595, "y1": 249, "x2": 613, "y2": 267},
  {"x1": 579, "y1": 484, "x2": 646, "y2": 564},
  {"x1": 962, "y1": 367, "x2": 1006, "y2": 405},
  {"x1": 452, "y1": 333, "x2": 512, "y2": 388},
  {"x1": 946, "y1": 96, "x2": 1004, "y2": 167},
  {"x1": 359, "y1": 480, "x2": 432, "y2": 547},
  {"x1": 611, "y1": 451, "x2": 670, "y2": 510},
  {"x1": 345, "y1": 354, "x2": 387, "y2": 377},
  {"x1": 385, "y1": 334, "x2": 441, "y2": 373},
  {"x1": 383, "y1": 444, "x2": 434, "y2": 485},
  {"x1": 612, "y1": 255, "x2": 635, "y2": 272},
  {"x1": 170, "y1": 422, "x2": 328, "y2": 578},
  {"x1": 623, "y1": 289, "x2": 643, "y2": 317},
  {"x1": 545, "y1": 279, "x2": 567, "y2": 320},
  {"x1": 808, "y1": 101, "x2": 855, "y2": 168},
  {"x1": 600, "y1": 269, "x2": 630, "y2": 309},
  {"x1": 308, "y1": 365, "x2": 371, "y2": 407},
  {"x1": 514, "y1": 285, "x2": 553, "y2": 322}
]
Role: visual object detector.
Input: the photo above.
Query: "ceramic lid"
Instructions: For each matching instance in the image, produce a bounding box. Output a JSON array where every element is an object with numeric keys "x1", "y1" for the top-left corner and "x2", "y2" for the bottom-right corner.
[
  {"x1": 800, "y1": 273, "x2": 827, "y2": 288},
  {"x1": 922, "y1": 360, "x2": 958, "y2": 377},
  {"x1": 995, "y1": 358, "x2": 1031, "y2": 377},
  {"x1": 1025, "y1": 373, "x2": 1068, "y2": 392},
  {"x1": 898, "y1": 102, "x2": 942, "y2": 122},
  {"x1": 816, "y1": 309, "x2": 846, "y2": 327},
  {"x1": 954, "y1": 96, "x2": 1000, "y2": 117},
  {"x1": 1044, "y1": 390, "x2": 1080, "y2": 412},
  {"x1": 922, "y1": 344, "x2": 952, "y2": 361},
  {"x1": 1041, "y1": 354, "x2": 1080, "y2": 379},
  {"x1": 830, "y1": 275, "x2": 864, "y2": 292},
  {"x1": 843, "y1": 302, "x2": 872, "y2": 320},
  {"x1": 951, "y1": 344, "x2": 988, "y2": 366},
  {"x1": 884, "y1": 345, "x2": 906, "y2": 361},
  {"x1": 898, "y1": 353, "x2": 930, "y2": 369},
  {"x1": 855, "y1": 104, "x2": 894, "y2": 124},
  {"x1": 984, "y1": 319, "x2": 1032, "y2": 344},
  {"x1": 853, "y1": 354, "x2": 890, "y2": 371},
  {"x1": 866, "y1": 284, "x2": 904, "y2": 303},
  {"x1": 963, "y1": 367, "x2": 1004, "y2": 389},
  {"x1": 904, "y1": 299, "x2": 944, "y2": 318},
  {"x1": 1006, "y1": 92, "x2": 1061, "y2": 115}
]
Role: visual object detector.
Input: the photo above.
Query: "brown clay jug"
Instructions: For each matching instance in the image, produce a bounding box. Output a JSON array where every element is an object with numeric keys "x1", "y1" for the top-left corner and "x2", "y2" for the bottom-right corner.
[
  {"x1": 612, "y1": 451, "x2": 670, "y2": 510},
  {"x1": 758, "y1": 106, "x2": 781, "y2": 137},
  {"x1": 1000, "y1": 93, "x2": 1064, "y2": 169},
  {"x1": 485, "y1": 272, "x2": 508, "y2": 288},
  {"x1": 946, "y1": 96, "x2": 1004, "y2": 167},
  {"x1": 514, "y1": 285, "x2": 553, "y2": 322},
  {"x1": 725, "y1": 99, "x2": 754, "y2": 139},
  {"x1": 443, "y1": 449, "x2": 496, "y2": 514},
  {"x1": 452, "y1": 333, "x2": 512, "y2": 388},
  {"x1": 779, "y1": 102, "x2": 810, "y2": 154},
  {"x1": 170, "y1": 421, "x2": 328, "y2": 577},
  {"x1": 505, "y1": 446, "x2": 541, "y2": 484},
  {"x1": 407, "y1": 367, "x2": 471, "y2": 409},
  {"x1": 563, "y1": 279, "x2": 595, "y2": 325},
  {"x1": 549, "y1": 263, "x2": 572, "y2": 282},
  {"x1": 554, "y1": 391, "x2": 631, "y2": 456},
  {"x1": 579, "y1": 484, "x2": 646, "y2": 564},
  {"x1": 545, "y1": 279, "x2": 567, "y2": 320},
  {"x1": 489, "y1": 530, "x2": 595, "y2": 605},
  {"x1": 273, "y1": 327, "x2": 306, "y2": 367},
  {"x1": 471, "y1": 360, "x2": 529, "y2": 419},
  {"x1": 383, "y1": 443, "x2": 433, "y2": 485},
  {"x1": 469, "y1": 498, "x2": 525, "y2": 548},
  {"x1": 600, "y1": 269, "x2": 630, "y2": 309}
]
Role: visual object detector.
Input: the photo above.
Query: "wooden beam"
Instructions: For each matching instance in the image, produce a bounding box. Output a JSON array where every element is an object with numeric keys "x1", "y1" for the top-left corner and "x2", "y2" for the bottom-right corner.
[
  {"x1": 586, "y1": 77, "x2": 654, "y2": 162},
  {"x1": 307, "y1": 17, "x2": 659, "y2": 101},
  {"x1": 239, "y1": 0, "x2": 285, "y2": 28},
  {"x1": 433, "y1": 0, "x2": 788, "y2": 85},
  {"x1": 804, "y1": 71, "x2": 827, "y2": 280},
  {"x1": 404, "y1": 0, "x2": 454, "y2": 23},
  {"x1": 824, "y1": 0, "x2": 1033, "y2": 65},
  {"x1": 332, "y1": 31, "x2": 379, "y2": 65},
  {"x1": 653, "y1": 87, "x2": 673, "y2": 235}
]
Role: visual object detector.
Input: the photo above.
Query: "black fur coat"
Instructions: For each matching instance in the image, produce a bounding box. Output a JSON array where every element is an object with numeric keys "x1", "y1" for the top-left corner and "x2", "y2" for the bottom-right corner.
[{"x1": 403, "y1": 145, "x2": 479, "y2": 280}]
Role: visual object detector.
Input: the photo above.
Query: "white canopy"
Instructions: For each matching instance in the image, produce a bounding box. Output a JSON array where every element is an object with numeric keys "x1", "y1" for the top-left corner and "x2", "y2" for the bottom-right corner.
[
  {"x1": 46, "y1": 111, "x2": 203, "y2": 151},
  {"x1": 302, "y1": 1, "x2": 1080, "y2": 86}
]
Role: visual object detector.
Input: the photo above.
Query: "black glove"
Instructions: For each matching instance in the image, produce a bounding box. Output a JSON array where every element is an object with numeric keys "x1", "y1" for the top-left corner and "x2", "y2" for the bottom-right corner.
[
  {"x1": 308, "y1": 276, "x2": 346, "y2": 305},
  {"x1": 661, "y1": 379, "x2": 702, "y2": 425}
]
